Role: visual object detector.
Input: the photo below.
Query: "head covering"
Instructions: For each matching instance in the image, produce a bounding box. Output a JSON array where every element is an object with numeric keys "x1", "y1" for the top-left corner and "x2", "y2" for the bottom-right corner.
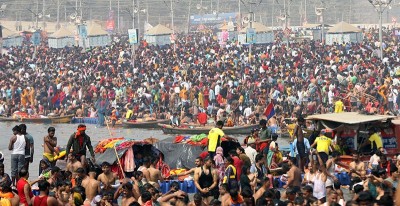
[
  {"x1": 247, "y1": 137, "x2": 256, "y2": 144},
  {"x1": 216, "y1": 147, "x2": 223, "y2": 155}
]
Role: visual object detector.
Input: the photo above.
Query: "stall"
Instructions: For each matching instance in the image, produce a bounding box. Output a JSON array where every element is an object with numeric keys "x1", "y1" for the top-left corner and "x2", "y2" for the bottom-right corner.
[
  {"x1": 326, "y1": 21, "x2": 363, "y2": 45},
  {"x1": 306, "y1": 112, "x2": 397, "y2": 157},
  {"x1": 1, "y1": 27, "x2": 23, "y2": 47},
  {"x1": 48, "y1": 27, "x2": 75, "y2": 48},
  {"x1": 143, "y1": 24, "x2": 173, "y2": 46},
  {"x1": 238, "y1": 22, "x2": 274, "y2": 44}
]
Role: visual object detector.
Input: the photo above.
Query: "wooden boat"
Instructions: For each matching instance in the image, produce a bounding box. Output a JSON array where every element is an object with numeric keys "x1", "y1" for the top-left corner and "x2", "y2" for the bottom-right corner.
[
  {"x1": 20, "y1": 117, "x2": 52, "y2": 124},
  {"x1": 158, "y1": 123, "x2": 257, "y2": 135},
  {"x1": 123, "y1": 119, "x2": 170, "y2": 128},
  {"x1": 0, "y1": 116, "x2": 19, "y2": 122},
  {"x1": 49, "y1": 114, "x2": 75, "y2": 124}
]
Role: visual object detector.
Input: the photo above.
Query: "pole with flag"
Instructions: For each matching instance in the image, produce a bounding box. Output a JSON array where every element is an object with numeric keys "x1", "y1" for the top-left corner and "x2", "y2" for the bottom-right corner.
[{"x1": 264, "y1": 102, "x2": 275, "y2": 120}]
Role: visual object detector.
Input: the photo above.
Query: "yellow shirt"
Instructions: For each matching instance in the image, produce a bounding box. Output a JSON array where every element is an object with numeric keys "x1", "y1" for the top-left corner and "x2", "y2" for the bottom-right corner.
[
  {"x1": 334, "y1": 100, "x2": 344, "y2": 113},
  {"x1": 126, "y1": 109, "x2": 133, "y2": 119},
  {"x1": 315, "y1": 135, "x2": 332, "y2": 154},
  {"x1": 208, "y1": 127, "x2": 224, "y2": 152},
  {"x1": 369, "y1": 133, "x2": 383, "y2": 149}
]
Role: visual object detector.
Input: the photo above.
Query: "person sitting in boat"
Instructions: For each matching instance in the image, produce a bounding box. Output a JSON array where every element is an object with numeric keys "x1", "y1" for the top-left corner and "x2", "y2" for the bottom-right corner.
[
  {"x1": 170, "y1": 112, "x2": 180, "y2": 127},
  {"x1": 125, "y1": 106, "x2": 134, "y2": 120}
]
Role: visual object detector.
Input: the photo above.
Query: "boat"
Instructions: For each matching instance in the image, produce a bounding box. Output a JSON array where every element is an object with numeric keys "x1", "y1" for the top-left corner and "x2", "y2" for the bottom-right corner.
[
  {"x1": 49, "y1": 114, "x2": 75, "y2": 124},
  {"x1": 0, "y1": 116, "x2": 19, "y2": 122},
  {"x1": 158, "y1": 123, "x2": 257, "y2": 135},
  {"x1": 20, "y1": 117, "x2": 52, "y2": 124},
  {"x1": 122, "y1": 119, "x2": 170, "y2": 128},
  {"x1": 71, "y1": 117, "x2": 99, "y2": 124}
]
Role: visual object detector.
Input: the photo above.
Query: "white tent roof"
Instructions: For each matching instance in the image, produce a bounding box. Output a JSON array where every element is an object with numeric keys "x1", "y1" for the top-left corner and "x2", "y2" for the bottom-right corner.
[
  {"x1": 50, "y1": 27, "x2": 74, "y2": 38},
  {"x1": 239, "y1": 22, "x2": 272, "y2": 33},
  {"x1": 87, "y1": 23, "x2": 108, "y2": 36},
  {"x1": 327, "y1": 21, "x2": 362, "y2": 33},
  {"x1": 145, "y1": 24, "x2": 173, "y2": 35},
  {"x1": 2, "y1": 26, "x2": 19, "y2": 38},
  {"x1": 306, "y1": 112, "x2": 395, "y2": 124}
]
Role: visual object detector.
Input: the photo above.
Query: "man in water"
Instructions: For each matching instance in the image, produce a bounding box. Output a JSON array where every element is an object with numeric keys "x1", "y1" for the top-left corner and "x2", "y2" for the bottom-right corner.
[
  {"x1": 43, "y1": 127, "x2": 58, "y2": 166},
  {"x1": 20, "y1": 124, "x2": 34, "y2": 171},
  {"x1": 66, "y1": 124, "x2": 95, "y2": 168}
]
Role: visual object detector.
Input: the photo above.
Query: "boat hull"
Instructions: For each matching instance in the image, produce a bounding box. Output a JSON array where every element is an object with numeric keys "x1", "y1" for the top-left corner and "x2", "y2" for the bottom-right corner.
[
  {"x1": 159, "y1": 124, "x2": 256, "y2": 135},
  {"x1": 123, "y1": 119, "x2": 170, "y2": 128},
  {"x1": 50, "y1": 115, "x2": 74, "y2": 124},
  {"x1": 0, "y1": 117, "x2": 19, "y2": 122},
  {"x1": 20, "y1": 118, "x2": 52, "y2": 124}
]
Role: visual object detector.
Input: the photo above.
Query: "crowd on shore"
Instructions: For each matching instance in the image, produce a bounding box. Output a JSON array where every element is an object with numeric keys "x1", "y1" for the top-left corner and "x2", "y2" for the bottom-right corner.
[{"x1": 0, "y1": 25, "x2": 400, "y2": 205}]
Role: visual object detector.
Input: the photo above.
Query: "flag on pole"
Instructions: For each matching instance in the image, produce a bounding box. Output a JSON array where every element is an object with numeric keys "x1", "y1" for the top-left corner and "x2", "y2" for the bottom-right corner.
[{"x1": 264, "y1": 102, "x2": 275, "y2": 120}]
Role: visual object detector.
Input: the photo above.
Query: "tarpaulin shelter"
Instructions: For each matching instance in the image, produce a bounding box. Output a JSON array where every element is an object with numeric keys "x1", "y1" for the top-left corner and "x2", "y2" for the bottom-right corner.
[
  {"x1": 80, "y1": 23, "x2": 111, "y2": 47},
  {"x1": 1, "y1": 26, "x2": 23, "y2": 47},
  {"x1": 237, "y1": 22, "x2": 274, "y2": 44},
  {"x1": 302, "y1": 23, "x2": 332, "y2": 41},
  {"x1": 326, "y1": 21, "x2": 363, "y2": 45},
  {"x1": 144, "y1": 24, "x2": 173, "y2": 46},
  {"x1": 48, "y1": 27, "x2": 75, "y2": 48}
]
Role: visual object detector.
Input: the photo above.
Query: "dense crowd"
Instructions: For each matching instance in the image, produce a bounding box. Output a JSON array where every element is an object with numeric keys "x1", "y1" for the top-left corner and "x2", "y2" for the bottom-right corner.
[{"x1": 0, "y1": 25, "x2": 400, "y2": 205}]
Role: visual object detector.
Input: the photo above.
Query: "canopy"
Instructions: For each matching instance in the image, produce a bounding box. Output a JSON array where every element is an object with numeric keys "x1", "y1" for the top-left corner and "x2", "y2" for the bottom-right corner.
[
  {"x1": 87, "y1": 23, "x2": 108, "y2": 36},
  {"x1": 145, "y1": 24, "x2": 173, "y2": 36},
  {"x1": 306, "y1": 112, "x2": 395, "y2": 125},
  {"x1": 327, "y1": 21, "x2": 362, "y2": 33},
  {"x1": 50, "y1": 27, "x2": 74, "y2": 38},
  {"x1": 240, "y1": 22, "x2": 272, "y2": 33},
  {"x1": 2, "y1": 27, "x2": 19, "y2": 38}
]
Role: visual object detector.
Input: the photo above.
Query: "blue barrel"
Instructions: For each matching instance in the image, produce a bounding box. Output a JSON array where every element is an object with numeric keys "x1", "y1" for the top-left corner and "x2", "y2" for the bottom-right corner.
[
  {"x1": 340, "y1": 172, "x2": 351, "y2": 185},
  {"x1": 160, "y1": 181, "x2": 170, "y2": 194},
  {"x1": 186, "y1": 180, "x2": 198, "y2": 193},
  {"x1": 179, "y1": 181, "x2": 187, "y2": 193}
]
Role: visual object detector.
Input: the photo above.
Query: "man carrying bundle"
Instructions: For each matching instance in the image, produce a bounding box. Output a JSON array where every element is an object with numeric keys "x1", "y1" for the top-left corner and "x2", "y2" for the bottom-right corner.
[{"x1": 66, "y1": 124, "x2": 95, "y2": 168}]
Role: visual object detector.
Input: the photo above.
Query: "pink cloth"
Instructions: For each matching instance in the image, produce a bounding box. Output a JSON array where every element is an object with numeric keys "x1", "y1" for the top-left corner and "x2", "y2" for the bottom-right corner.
[
  {"x1": 214, "y1": 147, "x2": 225, "y2": 182},
  {"x1": 124, "y1": 147, "x2": 135, "y2": 172}
]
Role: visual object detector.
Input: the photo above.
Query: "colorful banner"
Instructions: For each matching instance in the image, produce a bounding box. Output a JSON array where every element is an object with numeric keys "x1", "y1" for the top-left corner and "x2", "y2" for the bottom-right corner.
[
  {"x1": 246, "y1": 28, "x2": 256, "y2": 44},
  {"x1": 107, "y1": 10, "x2": 115, "y2": 31},
  {"x1": 32, "y1": 31, "x2": 41, "y2": 46}
]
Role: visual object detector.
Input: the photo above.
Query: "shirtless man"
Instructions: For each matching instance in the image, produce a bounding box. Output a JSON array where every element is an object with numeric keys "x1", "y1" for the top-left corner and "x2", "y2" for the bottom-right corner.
[
  {"x1": 283, "y1": 157, "x2": 302, "y2": 192},
  {"x1": 97, "y1": 162, "x2": 118, "y2": 194},
  {"x1": 66, "y1": 153, "x2": 83, "y2": 173},
  {"x1": 137, "y1": 157, "x2": 151, "y2": 183},
  {"x1": 82, "y1": 168, "x2": 101, "y2": 204},
  {"x1": 114, "y1": 182, "x2": 136, "y2": 206},
  {"x1": 43, "y1": 127, "x2": 58, "y2": 166},
  {"x1": 349, "y1": 153, "x2": 365, "y2": 191},
  {"x1": 176, "y1": 157, "x2": 203, "y2": 178},
  {"x1": 148, "y1": 157, "x2": 164, "y2": 187},
  {"x1": 219, "y1": 183, "x2": 230, "y2": 206}
]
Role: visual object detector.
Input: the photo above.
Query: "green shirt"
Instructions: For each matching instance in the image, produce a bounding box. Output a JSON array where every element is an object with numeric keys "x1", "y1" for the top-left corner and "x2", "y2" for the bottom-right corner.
[{"x1": 259, "y1": 127, "x2": 271, "y2": 140}]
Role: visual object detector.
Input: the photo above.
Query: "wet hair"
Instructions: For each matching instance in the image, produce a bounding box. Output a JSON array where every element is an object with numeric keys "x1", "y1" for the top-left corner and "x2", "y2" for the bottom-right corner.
[
  {"x1": 331, "y1": 151, "x2": 340, "y2": 158},
  {"x1": 122, "y1": 182, "x2": 133, "y2": 191},
  {"x1": 38, "y1": 180, "x2": 50, "y2": 191},
  {"x1": 51, "y1": 166, "x2": 60, "y2": 174},
  {"x1": 216, "y1": 120, "x2": 224, "y2": 127},
  {"x1": 356, "y1": 191, "x2": 374, "y2": 203},
  {"x1": 141, "y1": 191, "x2": 152, "y2": 202},
  {"x1": 12, "y1": 125, "x2": 21, "y2": 133},
  {"x1": 48, "y1": 127, "x2": 55, "y2": 132},
  {"x1": 193, "y1": 193, "x2": 202, "y2": 201},
  {"x1": 170, "y1": 181, "x2": 180, "y2": 190},
  {"x1": 353, "y1": 185, "x2": 364, "y2": 194},
  {"x1": 77, "y1": 124, "x2": 86, "y2": 128},
  {"x1": 19, "y1": 168, "x2": 28, "y2": 177},
  {"x1": 76, "y1": 167, "x2": 85, "y2": 174},
  {"x1": 225, "y1": 156, "x2": 234, "y2": 164},
  {"x1": 129, "y1": 202, "x2": 141, "y2": 206},
  {"x1": 210, "y1": 199, "x2": 221, "y2": 206},
  {"x1": 255, "y1": 154, "x2": 263, "y2": 163},
  {"x1": 143, "y1": 156, "x2": 151, "y2": 163},
  {"x1": 259, "y1": 119, "x2": 267, "y2": 126},
  {"x1": 294, "y1": 196, "x2": 304, "y2": 205},
  {"x1": 302, "y1": 185, "x2": 313, "y2": 193},
  {"x1": 203, "y1": 156, "x2": 212, "y2": 162},
  {"x1": 237, "y1": 147, "x2": 245, "y2": 153},
  {"x1": 101, "y1": 162, "x2": 111, "y2": 167},
  {"x1": 229, "y1": 150, "x2": 237, "y2": 156},
  {"x1": 19, "y1": 124, "x2": 27, "y2": 131}
]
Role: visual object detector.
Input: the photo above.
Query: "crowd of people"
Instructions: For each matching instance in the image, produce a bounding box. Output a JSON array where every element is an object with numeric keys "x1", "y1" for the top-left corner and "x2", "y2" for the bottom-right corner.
[{"x1": 0, "y1": 24, "x2": 399, "y2": 205}]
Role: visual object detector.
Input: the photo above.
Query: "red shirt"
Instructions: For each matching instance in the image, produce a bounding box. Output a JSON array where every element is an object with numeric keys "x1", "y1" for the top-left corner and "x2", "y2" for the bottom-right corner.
[
  {"x1": 232, "y1": 156, "x2": 243, "y2": 181},
  {"x1": 33, "y1": 195, "x2": 48, "y2": 206},
  {"x1": 17, "y1": 178, "x2": 33, "y2": 205}
]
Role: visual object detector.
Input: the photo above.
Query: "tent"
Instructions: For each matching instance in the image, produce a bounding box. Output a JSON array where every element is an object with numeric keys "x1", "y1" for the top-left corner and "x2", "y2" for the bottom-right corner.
[
  {"x1": 48, "y1": 27, "x2": 75, "y2": 48},
  {"x1": 302, "y1": 23, "x2": 332, "y2": 41},
  {"x1": 1, "y1": 27, "x2": 23, "y2": 47},
  {"x1": 144, "y1": 24, "x2": 173, "y2": 46},
  {"x1": 326, "y1": 21, "x2": 363, "y2": 45},
  {"x1": 237, "y1": 22, "x2": 274, "y2": 44},
  {"x1": 79, "y1": 23, "x2": 111, "y2": 47}
]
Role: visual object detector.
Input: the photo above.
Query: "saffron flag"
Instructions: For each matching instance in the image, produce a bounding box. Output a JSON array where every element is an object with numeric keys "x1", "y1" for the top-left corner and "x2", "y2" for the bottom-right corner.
[{"x1": 264, "y1": 102, "x2": 275, "y2": 120}]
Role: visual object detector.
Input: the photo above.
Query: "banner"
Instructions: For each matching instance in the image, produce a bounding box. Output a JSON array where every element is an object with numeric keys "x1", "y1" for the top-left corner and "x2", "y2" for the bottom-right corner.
[
  {"x1": 128, "y1": 29, "x2": 138, "y2": 45},
  {"x1": 381, "y1": 127, "x2": 397, "y2": 154},
  {"x1": 190, "y1": 13, "x2": 238, "y2": 25},
  {"x1": 246, "y1": 28, "x2": 256, "y2": 44},
  {"x1": 79, "y1": 25, "x2": 88, "y2": 39},
  {"x1": 32, "y1": 31, "x2": 41, "y2": 46},
  {"x1": 107, "y1": 10, "x2": 115, "y2": 31}
]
